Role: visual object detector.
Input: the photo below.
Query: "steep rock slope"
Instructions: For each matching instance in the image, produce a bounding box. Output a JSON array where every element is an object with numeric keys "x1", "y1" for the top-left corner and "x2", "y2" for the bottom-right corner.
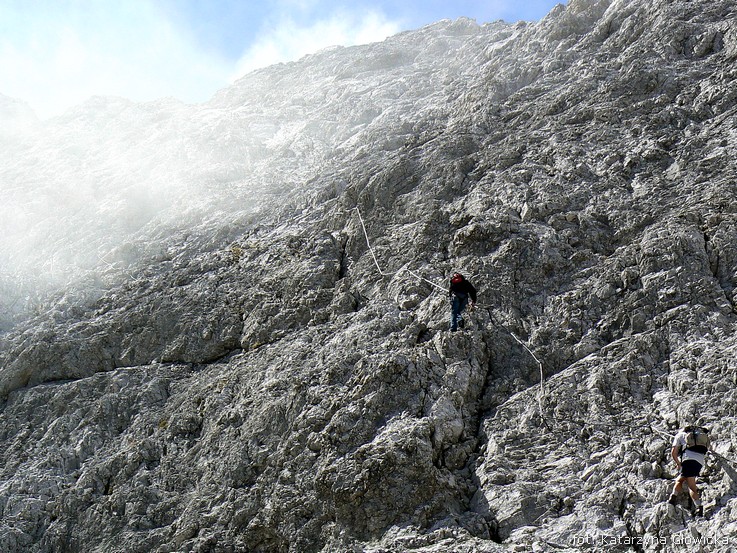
[
  {"x1": 2, "y1": 0, "x2": 737, "y2": 551},
  {"x1": 0, "y1": 17, "x2": 486, "y2": 330}
]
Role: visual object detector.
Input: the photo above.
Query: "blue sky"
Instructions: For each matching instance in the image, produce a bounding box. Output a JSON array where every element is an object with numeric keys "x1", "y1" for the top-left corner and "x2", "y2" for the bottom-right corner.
[{"x1": 0, "y1": 0, "x2": 562, "y2": 119}]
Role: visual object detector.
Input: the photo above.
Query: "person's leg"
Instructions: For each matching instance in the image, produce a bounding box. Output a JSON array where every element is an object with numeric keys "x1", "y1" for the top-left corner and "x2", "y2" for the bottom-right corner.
[
  {"x1": 457, "y1": 296, "x2": 468, "y2": 328},
  {"x1": 674, "y1": 476, "x2": 685, "y2": 494},
  {"x1": 685, "y1": 476, "x2": 700, "y2": 502},
  {"x1": 686, "y1": 476, "x2": 704, "y2": 515},
  {"x1": 671, "y1": 462, "x2": 703, "y2": 511},
  {"x1": 669, "y1": 476, "x2": 686, "y2": 503},
  {"x1": 450, "y1": 296, "x2": 462, "y2": 331}
]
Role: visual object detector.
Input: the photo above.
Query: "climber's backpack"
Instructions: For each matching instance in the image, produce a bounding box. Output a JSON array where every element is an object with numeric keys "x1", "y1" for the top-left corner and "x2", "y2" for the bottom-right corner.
[{"x1": 684, "y1": 426, "x2": 710, "y2": 453}]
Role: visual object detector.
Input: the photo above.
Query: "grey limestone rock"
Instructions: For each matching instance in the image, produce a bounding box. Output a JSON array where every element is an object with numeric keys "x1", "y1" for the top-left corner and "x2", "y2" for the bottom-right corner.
[{"x1": 2, "y1": 0, "x2": 737, "y2": 551}]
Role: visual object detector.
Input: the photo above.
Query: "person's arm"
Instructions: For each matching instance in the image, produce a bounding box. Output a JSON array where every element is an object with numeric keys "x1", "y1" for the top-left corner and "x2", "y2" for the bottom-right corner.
[
  {"x1": 469, "y1": 283, "x2": 477, "y2": 305},
  {"x1": 671, "y1": 445, "x2": 681, "y2": 469}
]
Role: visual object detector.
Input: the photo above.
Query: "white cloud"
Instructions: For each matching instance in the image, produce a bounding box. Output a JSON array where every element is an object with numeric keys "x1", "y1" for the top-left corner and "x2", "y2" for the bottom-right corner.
[
  {"x1": 0, "y1": 2, "x2": 401, "y2": 120},
  {"x1": 0, "y1": 1, "x2": 231, "y2": 119},
  {"x1": 230, "y1": 10, "x2": 401, "y2": 81}
]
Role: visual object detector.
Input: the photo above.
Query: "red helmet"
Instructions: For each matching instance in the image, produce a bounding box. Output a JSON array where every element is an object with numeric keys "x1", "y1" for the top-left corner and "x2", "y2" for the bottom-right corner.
[{"x1": 451, "y1": 273, "x2": 464, "y2": 284}]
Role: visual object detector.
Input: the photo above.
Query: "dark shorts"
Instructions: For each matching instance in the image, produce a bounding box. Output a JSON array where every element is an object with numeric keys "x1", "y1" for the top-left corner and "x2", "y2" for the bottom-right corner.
[{"x1": 680, "y1": 460, "x2": 702, "y2": 478}]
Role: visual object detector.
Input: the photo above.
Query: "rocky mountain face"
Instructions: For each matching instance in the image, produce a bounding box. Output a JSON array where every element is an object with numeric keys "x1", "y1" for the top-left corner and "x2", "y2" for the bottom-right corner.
[{"x1": 2, "y1": 0, "x2": 737, "y2": 551}]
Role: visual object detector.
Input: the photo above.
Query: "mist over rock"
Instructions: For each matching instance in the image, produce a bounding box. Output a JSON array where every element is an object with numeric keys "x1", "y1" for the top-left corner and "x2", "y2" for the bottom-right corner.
[
  {"x1": 0, "y1": 94, "x2": 39, "y2": 138},
  {"x1": 2, "y1": 0, "x2": 737, "y2": 551}
]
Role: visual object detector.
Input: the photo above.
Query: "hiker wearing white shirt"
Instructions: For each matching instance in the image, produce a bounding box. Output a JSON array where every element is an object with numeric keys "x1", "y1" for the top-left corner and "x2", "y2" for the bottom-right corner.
[{"x1": 668, "y1": 425, "x2": 710, "y2": 516}]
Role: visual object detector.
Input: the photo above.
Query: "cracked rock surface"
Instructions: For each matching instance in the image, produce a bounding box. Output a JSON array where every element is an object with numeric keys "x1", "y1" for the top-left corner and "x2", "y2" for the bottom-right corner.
[{"x1": 2, "y1": 0, "x2": 737, "y2": 551}]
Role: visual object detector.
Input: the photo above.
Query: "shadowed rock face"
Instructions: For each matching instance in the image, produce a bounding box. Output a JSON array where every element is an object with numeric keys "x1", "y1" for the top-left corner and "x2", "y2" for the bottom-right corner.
[{"x1": 2, "y1": 0, "x2": 737, "y2": 551}]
